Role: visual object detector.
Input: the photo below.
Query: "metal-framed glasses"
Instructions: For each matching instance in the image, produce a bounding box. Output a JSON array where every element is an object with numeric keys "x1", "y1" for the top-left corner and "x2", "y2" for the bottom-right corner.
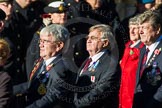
[
  {"x1": 38, "y1": 39, "x2": 55, "y2": 44},
  {"x1": 85, "y1": 36, "x2": 105, "y2": 41}
]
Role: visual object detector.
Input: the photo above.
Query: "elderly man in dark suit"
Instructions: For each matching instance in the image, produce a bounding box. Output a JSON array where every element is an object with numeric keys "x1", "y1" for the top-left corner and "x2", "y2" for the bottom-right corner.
[
  {"x1": 14, "y1": 24, "x2": 77, "y2": 108},
  {"x1": 133, "y1": 10, "x2": 162, "y2": 108},
  {"x1": 74, "y1": 24, "x2": 121, "y2": 108},
  {"x1": 26, "y1": 1, "x2": 68, "y2": 78}
]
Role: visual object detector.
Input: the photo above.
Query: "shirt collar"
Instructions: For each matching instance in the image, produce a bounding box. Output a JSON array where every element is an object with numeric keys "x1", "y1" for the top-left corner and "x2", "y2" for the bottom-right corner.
[
  {"x1": 146, "y1": 35, "x2": 162, "y2": 50},
  {"x1": 44, "y1": 56, "x2": 57, "y2": 66},
  {"x1": 90, "y1": 50, "x2": 106, "y2": 63}
]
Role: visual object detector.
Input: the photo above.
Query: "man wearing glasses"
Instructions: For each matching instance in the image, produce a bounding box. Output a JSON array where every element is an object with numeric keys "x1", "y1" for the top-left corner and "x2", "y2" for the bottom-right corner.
[
  {"x1": 74, "y1": 24, "x2": 121, "y2": 108},
  {"x1": 26, "y1": 1, "x2": 69, "y2": 78},
  {"x1": 14, "y1": 24, "x2": 77, "y2": 108}
]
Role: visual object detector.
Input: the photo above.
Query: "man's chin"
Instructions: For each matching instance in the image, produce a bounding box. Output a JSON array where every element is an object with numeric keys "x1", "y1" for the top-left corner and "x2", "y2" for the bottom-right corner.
[{"x1": 40, "y1": 54, "x2": 45, "y2": 58}]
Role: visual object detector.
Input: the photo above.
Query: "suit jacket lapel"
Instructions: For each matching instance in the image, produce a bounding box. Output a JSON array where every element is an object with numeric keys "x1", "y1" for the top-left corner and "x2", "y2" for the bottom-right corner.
[
  {"x1": 92, "y1": 52, "x2": 110, "y2": 80},
  {"x1": 31, "y1": 61, "x2": 44, "y2": 80},
  {"x1": 28, "y1": 61, "x2": 44, "y2": 87},
  {"x1": 29, "y1": 55, "x2": 62, "y2": 87},
  {"x1": 136, "y1": 41, "x2": 162, "y2": 87},
  {"x1": 75, "y1": 51, "x2": 109, "y2": 84},
  {"x1": 146, "y1": 41, "x2": 162, "y2": 67},
  {"x1": 136, "y1": 46, "x2": 146, "y2": 86},
  {"x1": 75, "y1": 59, "x2": 88, "y2": 84}
]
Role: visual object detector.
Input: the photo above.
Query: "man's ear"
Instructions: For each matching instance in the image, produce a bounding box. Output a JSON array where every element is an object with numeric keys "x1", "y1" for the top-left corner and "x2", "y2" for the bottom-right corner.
[
  {"x1": 56, "y1": 41, "x2": 64, "y2": 52},
  {"x1": 156, "y1": 24, "x2": 161, "y2": 35},
  {"x1": 103, "y1": 40, "x2": 109, "y2": 48},
  {"x1": 0, "y1": 20, "x2": 5, "y2": 32}
]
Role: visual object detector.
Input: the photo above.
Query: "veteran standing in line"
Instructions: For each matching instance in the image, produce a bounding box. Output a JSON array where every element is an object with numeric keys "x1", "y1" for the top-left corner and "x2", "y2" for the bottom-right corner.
[
  {"x1": 26, "y1": 1, "x2": 71, "y2": 77},
  {"x1": 133, "y1": 10, "x2": 162, "y2": 108},
  {"x1": 14, "y1": 24, "x2": 77, "y2": 108},
  {"x1": 74, "y1": 24, "x2": 121, "y2": 108}
]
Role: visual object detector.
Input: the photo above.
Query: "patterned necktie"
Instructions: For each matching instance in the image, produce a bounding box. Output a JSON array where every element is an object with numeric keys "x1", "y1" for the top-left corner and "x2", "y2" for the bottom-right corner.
[
  {"x1": 140, "y1": 48, "x2": 150, "y2": 77},
  {"x1": 83, "y1": 58, "x2": 92, "y2": 72}
]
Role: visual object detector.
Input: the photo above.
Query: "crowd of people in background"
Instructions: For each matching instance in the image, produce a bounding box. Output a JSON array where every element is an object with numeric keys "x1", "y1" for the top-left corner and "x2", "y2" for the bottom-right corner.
[{"x1": 0, "y1": 0, "x2": 162, "y2": 108}]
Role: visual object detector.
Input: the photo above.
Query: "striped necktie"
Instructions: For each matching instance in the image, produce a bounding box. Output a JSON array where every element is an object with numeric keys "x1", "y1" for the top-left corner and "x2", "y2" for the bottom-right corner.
[{"x1": 140, "y1": 48, "x2": 150, "y2": 77}]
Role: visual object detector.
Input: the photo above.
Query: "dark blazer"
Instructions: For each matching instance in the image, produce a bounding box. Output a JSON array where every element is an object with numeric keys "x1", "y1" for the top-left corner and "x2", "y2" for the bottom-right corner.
[
  {"x1": 133, "y1": 40, "x2": 162, "y2": 108},
  {"x1": 74, "y1": 50, "x2": 121, "y2": 108},
  {"x1": 14, "y1": 55, "x2": 77, "y2": 108},
  {"x1": 0, "y1": 67, "x2": 12, "y2": 108}
]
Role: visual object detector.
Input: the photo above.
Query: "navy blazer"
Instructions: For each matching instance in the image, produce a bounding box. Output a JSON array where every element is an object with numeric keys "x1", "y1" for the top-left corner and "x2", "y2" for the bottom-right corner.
[
  {"x1": 133, "y1": 41, "x2": 162, "y2": 108},
  {"x1": 74, "y1": 50, "x2": 121, "y2": 108},
  {"x1": 14, "y1": 55, "x2": 77, "y2": 108}
]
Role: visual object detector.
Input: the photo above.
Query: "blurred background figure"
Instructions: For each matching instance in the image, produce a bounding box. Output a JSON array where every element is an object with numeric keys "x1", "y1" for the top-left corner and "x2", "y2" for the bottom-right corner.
[
  {"x1": 155, "y1": 0, "x2": 162, "y2": 3},
  {"x1": 0, "y1": 7, "x2": 6, "y2": 32},
  {"x1": 0, "y1": 0, "x2": 46, "y2": 86},
  {"x1": 153, "y1": 2, "x2": 162, "y2": 14},
  {"x1": 0, "y1": 8, "x2": 12, "y2": 108},
  {"x1": 136, "y1": 0, "x2": 155, "y2": 13},
  {"x1": 0, "y1": 0, "x2": 12, "y2": 21},
  {"x1": 11, "y1": 0, "x2": 46, "y2": 83},
  {"x1": 0, "y1": 38, "x2": 12, "y2": 108},
  {"x1": 0, "y1": 0, "x2": 16, "y2": 83},
  {"x1": 0, "y1": 0, "x2": 46, "y2": 107}
]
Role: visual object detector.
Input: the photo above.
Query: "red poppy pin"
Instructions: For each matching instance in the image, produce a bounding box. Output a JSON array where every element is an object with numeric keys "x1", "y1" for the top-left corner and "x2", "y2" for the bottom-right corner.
[
  {"x1": 154, "y1": 48, "x2": 161, "y2": 55},
  {"x1": 46, "y1": 63, "x2": 54, "y2": 71},
  {"x1": 148, "y1": 48, "x2": 161, "y2": 66}
]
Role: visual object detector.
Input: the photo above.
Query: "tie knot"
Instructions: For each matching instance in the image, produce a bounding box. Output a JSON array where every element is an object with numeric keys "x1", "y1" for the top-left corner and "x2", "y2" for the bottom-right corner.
[
  {"x1": 43, "y1": 61, "x2": 46, "y2": 66},
  {"x1": 146, "y1": 48, "x2": 150, "y2": 52},
  {"x1": 87, "y1": 58, "x2": 92, "y2": 62},
  {"x1": 86, "y1": 58, "x2": 92, "y2": 65}
]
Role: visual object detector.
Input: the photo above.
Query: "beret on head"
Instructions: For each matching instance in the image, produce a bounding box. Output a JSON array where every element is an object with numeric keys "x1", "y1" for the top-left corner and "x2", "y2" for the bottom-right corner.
[
  {"x1": 137, "y1": 0, "x2": 155, "y2": 4},
  {"x1": 0, "y1": 0, "x2": 13, "y2": 2},
  {"x1": 0, "y1": 9, "x2": 6, "y2": 20},
  {"x1": 44, "y1": 1, "x2": 68, "y2": 13}
]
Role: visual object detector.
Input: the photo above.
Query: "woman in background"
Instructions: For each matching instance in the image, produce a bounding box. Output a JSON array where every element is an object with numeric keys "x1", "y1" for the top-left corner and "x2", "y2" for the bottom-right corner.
[
  {"x1": 0, "y1": 38, "x2": 12, "y2": 108},
  {"x1": 0, "y1": 8, "x2": 12, "y2": 108},
  {"x1": 119, "y1": 14, "x2": 144, "y2": 108}
]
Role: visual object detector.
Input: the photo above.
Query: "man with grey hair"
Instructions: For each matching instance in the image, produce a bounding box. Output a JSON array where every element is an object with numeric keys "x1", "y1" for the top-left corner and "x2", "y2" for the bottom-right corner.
[
  {"x1": 14, "y1": 24, "x2": 77, "y2": 108},
  {"x1": 74, "y1": 24, "x2": 121, "y2": 108},
  {"x1": 133, "y1": 10, "x2": 162, "y2": 108}
]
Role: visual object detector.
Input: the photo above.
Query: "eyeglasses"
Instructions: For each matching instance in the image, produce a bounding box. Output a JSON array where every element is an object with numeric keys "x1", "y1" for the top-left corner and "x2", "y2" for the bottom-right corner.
[
  {"x1": 85, "y1": 36, "x2": 102, "y2": 41},
  {"x1": 38, "y1": 39, "x2": 55, "y2": 44}
]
